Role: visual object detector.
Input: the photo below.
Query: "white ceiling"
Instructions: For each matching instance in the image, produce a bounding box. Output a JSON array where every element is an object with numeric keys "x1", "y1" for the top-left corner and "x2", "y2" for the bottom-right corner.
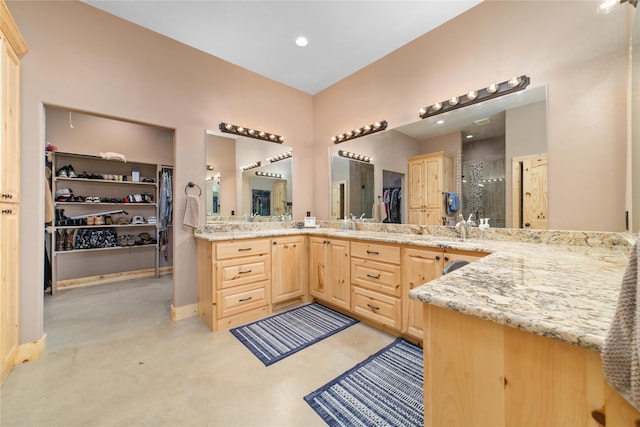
[{"x1": 83, "y1": 0, "x2": 481, "y2": 95}]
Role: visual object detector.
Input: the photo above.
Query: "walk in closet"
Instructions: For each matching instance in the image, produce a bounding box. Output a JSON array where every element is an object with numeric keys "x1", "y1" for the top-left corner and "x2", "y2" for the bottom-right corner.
[{"x1": 44, "y1": 107, "x2": 174, "y2": 293}]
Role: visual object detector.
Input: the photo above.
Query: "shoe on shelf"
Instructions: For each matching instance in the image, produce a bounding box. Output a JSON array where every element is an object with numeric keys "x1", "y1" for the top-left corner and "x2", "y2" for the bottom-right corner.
[
  {"x1": 87, "y1": 216, "x2": 95, "y2": 225},
  {"x1": 55, "y1": 230, "x2": 64, "y2": 251},
  {"x1": 118, "y1": 235, "x2": 128, "y2": 247},
  {"x1": 67, "y1": 164, "x2": 78, "y2": 178},
  {"x1": 94, "y1": 216, "x2": 105, "y2": 226},
  {"x1": 55, "y1": 165, "x2": 68, "y2": 178},
  {"x1": 64, "y1": 230, "x2": 74, "y2": 251}
]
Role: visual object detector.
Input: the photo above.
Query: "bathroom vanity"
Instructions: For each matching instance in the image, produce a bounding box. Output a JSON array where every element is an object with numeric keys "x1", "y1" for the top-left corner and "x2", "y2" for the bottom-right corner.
[{"x1": 195, "y1": 222, "x2": 639, "y2": 425}]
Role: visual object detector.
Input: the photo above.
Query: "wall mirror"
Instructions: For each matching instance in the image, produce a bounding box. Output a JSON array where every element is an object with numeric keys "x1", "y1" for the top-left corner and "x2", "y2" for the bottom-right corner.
[
  {"x1": 330, "y1": 84, "x2": 547, "y2": 228},
  {"x1": 205, "y1": 130, "x2": 293, "y2": 222}
]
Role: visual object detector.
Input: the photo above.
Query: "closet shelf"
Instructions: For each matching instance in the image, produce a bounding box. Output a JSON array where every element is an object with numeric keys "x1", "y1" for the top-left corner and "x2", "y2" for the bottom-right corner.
[
  {"x1": 53, "y1": 244, "x2": 157, "y2": 255},
  {"x1": 54, "y1": 224, "x2": 159, "y2": 230},
  {"x1": 54, "y1": 177, "x2": 157, "y2": 186},
  {"x1": 54, "y1": 202, "x2": 157, "y2": 207}
]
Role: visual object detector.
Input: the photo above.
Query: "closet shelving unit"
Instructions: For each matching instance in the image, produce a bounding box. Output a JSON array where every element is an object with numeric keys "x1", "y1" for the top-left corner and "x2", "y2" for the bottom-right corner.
[{"x1": 49, "y1": 152, "x2": 160, "y2": 293}]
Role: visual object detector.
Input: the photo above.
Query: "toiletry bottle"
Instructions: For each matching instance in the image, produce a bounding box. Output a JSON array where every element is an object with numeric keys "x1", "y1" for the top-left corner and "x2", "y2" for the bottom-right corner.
[{"x1": 343, "y1": 218, "x2": 349, "y2": 231}]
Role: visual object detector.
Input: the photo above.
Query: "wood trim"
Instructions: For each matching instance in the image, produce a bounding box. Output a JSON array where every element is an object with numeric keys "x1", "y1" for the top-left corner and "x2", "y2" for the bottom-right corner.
[
  {"x1": 170, "y1": 303, "x2": 198, "y2": 321},
  {"x1": 14, "y1": 334, "x2": 47, "y2": 365},
  {"x1": 1, "y1": 0, "x2": 28, "y2": 57},
  {"x1": 57, "y1": 266, "x2": 173, "y2": 289}
]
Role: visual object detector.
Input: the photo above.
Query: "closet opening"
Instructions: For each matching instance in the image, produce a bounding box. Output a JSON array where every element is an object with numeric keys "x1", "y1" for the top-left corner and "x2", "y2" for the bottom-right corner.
[{"x1": 43, "y1": 105, "x2": 174, "y2": 348}]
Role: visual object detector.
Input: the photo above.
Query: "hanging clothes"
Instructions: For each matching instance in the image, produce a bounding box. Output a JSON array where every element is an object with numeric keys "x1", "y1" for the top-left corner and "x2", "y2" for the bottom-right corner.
[
  {"x1": 159, "y1": 167, "x2": 173, "y2": 228},
  {"x1": 382, "y1": 187, "x2": 401, "y2": 224}
]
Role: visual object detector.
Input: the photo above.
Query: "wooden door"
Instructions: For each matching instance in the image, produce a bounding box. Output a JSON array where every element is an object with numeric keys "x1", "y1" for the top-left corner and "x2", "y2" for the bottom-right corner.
[
  {"x1": 0, "y1": 40, "x2": 20, "y2": 201},
  {"x1": 512, "y1": 154, "x2": 548, "y2": 229},
  {"x1": 271, "y1": 180, "x2": 286, "y2": 216},
  {"x1": 425, "y1": 157, "x2": 441, "y2": 208},
  {"x1": 308, "y1": 237, "x2": 328, "y2": 301},
  {"x1": 0, "y1": 204, "x2": 19, "y2": 384},
  {"x1": 408, "y1": 159, "x2": 426, "y2": 210},
  {"x1": 271, "y1": 236, "x2": 306, "y2": 304},
  {"x1": 402, "y1": 247, "x2": 443, "y2": 339},
  {"x1": 328, "y1": 239, "x2": 350, "y2": 309},
  {"x1": 331, "y1": 180, "x2": 347, "y2": 219}
]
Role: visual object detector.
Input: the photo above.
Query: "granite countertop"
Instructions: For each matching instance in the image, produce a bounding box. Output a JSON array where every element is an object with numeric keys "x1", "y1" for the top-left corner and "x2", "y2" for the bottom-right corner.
[{"x1": 194, "y1": 222, "x2": 634, "y2": 351}]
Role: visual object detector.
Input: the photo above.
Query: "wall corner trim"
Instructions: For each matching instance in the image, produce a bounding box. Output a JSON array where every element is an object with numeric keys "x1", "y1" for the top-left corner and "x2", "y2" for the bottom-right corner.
[
  {"x1": 170, "y1": 303, "x2": 198, "y2": 321},
  {"x1": 15, "y1": 334, "x2": 47, "y2": 365}
]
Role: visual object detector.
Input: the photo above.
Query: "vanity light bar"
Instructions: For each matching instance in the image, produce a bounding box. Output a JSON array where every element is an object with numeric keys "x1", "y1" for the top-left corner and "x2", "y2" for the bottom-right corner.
[
  {"x1": 267, "y1": 151, "x2": 292, "y2": 163},
  {"x1": 338, "y1": 150, "x2": 372, "y2": 163},
  {"x1": 419, "y1": 75, "x2": 530, "y2": 119},
  {"x1": 331, "y1": 120, "x2": 388, "y2": 144},
  {"x1": 255, "y1": 171, "x2": 282, "y2": 178},
  {"x1": 219, "y1": 122, "x2": 284, "y2": 144},
  {"x1": 241, "y1": 161, "x2": 262, "y2": 171}
]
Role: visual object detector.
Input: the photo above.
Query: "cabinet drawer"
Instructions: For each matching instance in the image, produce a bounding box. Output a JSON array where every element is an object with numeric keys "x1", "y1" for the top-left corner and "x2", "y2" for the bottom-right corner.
[
  {"x1": 351, "y1": 286, "x2": 401, "y2": 330},
  {"x1": 351, "y1": 241, "x2": 400, "y2": 264},
  {"x1": 351, "y1": 258, "x2": 401, "y2": 297},
  {"x1": 217, "y1": 281, "x2": 268, "y2": 318},
  {"x1": 216, "y1": 239, "x2": 271, "y2": 260},
  {"x1": 217, "y1": 254, "x2": 270, "y2": 289}
]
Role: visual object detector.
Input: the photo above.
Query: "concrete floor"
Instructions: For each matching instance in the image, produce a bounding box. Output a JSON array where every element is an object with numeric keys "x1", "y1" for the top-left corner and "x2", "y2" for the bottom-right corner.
[{"x1": 0, "y1": 276, "x2": 396, "y2": 426}]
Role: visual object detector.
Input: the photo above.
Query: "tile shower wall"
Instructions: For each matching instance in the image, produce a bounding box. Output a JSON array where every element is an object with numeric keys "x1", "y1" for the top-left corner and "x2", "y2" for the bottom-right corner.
[{"x1": 462, "y1": 158, "x2": 506, "y2": 228}]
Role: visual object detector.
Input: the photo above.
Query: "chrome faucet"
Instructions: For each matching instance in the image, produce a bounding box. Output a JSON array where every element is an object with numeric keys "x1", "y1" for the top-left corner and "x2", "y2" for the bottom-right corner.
[
  {"x1": 455, "y1": 214, "x2": 471, "y2": 240},
  {"x1": 349, "y1": 214, "x2": 358, "y2": 231}
]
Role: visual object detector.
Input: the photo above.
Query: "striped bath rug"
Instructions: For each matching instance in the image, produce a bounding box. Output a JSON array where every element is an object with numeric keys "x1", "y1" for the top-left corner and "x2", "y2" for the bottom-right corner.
[
  {"x1": 230, "y1": 303, "x2": 358, "y2": 366},
  {"x1": 304, "y1": 338, "x2": 424, "y2": 427}
]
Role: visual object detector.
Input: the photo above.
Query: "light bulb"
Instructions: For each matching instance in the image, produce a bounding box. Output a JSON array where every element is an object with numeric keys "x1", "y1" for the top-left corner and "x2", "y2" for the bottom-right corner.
[
  {"x1": 432, "y1": 102, "x2": 442, "y2": 112},
  {"x1": 508, "y1": 76, "x2": 521, "y2": 88},
  {"x1": 467, "y1": 91, "x2": 478, "y2": 101},
  {"x1": 487, "y1": 83, "x2": 499, "y2": 94},
  {"x1": 449, "y1": 96, "x2": 459, "y2": 106}
]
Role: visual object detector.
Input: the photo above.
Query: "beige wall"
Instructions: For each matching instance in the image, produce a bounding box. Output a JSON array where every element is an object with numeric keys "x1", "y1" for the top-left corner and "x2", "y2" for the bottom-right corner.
[
  {"x1": 313, "y1": 1, "x2": 629, "y2": 232},
  {"x1": 9, "y1": 1, "x2": 314, "y2": 344},
  {"x1": 8, "y1": 0, "x2": 632, "y2": 345}
]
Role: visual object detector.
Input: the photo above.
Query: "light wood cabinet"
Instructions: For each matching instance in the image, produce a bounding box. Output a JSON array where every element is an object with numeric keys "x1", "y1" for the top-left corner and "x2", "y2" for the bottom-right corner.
[
  {"x1": 350, "y1": 241, "x2": 402, "y2": 330},
  {"x1": 408, "y1": 151, "x2": 453, "y2": 225},
  {"x1": 424, "y1": 305, "x2": 640, "y2": 427},
  {"x1": 196, "y1": 238, "x2": 272, "y2": 331},
  {"x1": 271, "y1": 235, "x2": 307, "y2": 304},
  {"x1": 401, "y1": 247, "x2": 443, "y2": 339},
  {"x1": 309, "y1": 236, "x2": 350, "y2": 309},
  {"x1": 0, "y1": 0, "x2": 27, "y2": 385}
]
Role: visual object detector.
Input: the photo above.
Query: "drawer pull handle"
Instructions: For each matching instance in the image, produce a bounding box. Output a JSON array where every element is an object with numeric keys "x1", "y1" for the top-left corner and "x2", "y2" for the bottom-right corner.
[
  {"x1": 238, "y1": 247, "x2": 252, "y2": 251},
  {"x1": 366, "y1": 250, "x2": 379, "y2": 255},
  {"x1": 238, "y1": 269, "x2": 252, "y2": 274},
  {"x1": 2, "y1": 209, "x2": 13, "y2": 215},
  {"x1": 238, "y1": 296, "x2": 253, "y2": 302},
  {"x1": 366, "y1": 274, "x2": 381, "y2": 279},
  {"x1": 435, "y1": 255, "x2": 441, "y2": 260},
  {"x1": 367, "y1": 303, "x2": 380, "y2": 310}
]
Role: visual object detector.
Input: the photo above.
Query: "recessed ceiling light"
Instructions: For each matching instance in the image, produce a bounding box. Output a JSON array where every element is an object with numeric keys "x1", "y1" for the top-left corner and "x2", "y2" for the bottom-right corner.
[
  {"x1": 466, "y1": 134, "x2": 473, "y2": 139},
  {"x1": 295, "y1": 36, "x2": 308, "y2": 47},
  {"x1": 436, "y1": 120, "x2": 444, "y2": 125}
]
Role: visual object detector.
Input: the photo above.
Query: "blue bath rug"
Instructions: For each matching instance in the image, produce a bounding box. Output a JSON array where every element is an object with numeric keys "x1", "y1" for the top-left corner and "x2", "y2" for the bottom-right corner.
[
  {"x1": 230, "y1": 303, "x2": 358, "y2": 366},
  {"x1": 304, "y1": 338, "x2": 424, "y2": 427}
]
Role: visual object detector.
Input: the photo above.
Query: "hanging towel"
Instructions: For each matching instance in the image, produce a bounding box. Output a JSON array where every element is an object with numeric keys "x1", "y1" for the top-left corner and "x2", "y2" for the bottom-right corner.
[
  {"x1": 183, "y1": 194, "x2": 200, "y2": 228},
  {"x1": 45, "y1": 166, "x2": 55, "y2": 224},
  {"x1": 602, "y1": 240, "x2": 640, "y2": 411},
  {"x1": 446, "y1": 192, "x2": 460, "y2": 215},
  {"x1": 372, "y1": 197, "x2": 384, "y2": 223}
]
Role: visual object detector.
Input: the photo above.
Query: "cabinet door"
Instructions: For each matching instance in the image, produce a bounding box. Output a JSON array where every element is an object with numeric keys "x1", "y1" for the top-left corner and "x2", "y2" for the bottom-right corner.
[
  {"x1": 402, "y1": 247, "x2": 442, "y2": 339},
  {"x1": 0, "y1": 40, "x2": 20, "y2": 202},
  {"x1": 309, "y1": 237, "x2": 328, "y2": 300},
  {"x1": 409, "y1": 208, "x2": 427, "y2": 225},
  {"x1": 443, "y1": 249, "x2": 487, "y2": 265},
  {"x1": 408, "y1": 159, "x2": 426, "y2": 209},
  {"x1": 424, "y1": 209, "x2": 441, "y2": 226},
  {"x1": 272, "y1": 236, "x2": 306, "y2": 304},
  {"x1": 0, "y1": 203, "x2": 19, "y2": 383},
  {"x1": 425, "y1": 157, "x2": 442, "y2": 209},
  {"x1": 327, "y1": 239, "x2": 350, "y2": 309}
]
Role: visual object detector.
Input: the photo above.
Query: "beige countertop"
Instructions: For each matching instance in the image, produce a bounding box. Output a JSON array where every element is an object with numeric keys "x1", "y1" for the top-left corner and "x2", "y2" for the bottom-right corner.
[{"x1": 194, "y1": 222, "x2": 634, "y2": 351}]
